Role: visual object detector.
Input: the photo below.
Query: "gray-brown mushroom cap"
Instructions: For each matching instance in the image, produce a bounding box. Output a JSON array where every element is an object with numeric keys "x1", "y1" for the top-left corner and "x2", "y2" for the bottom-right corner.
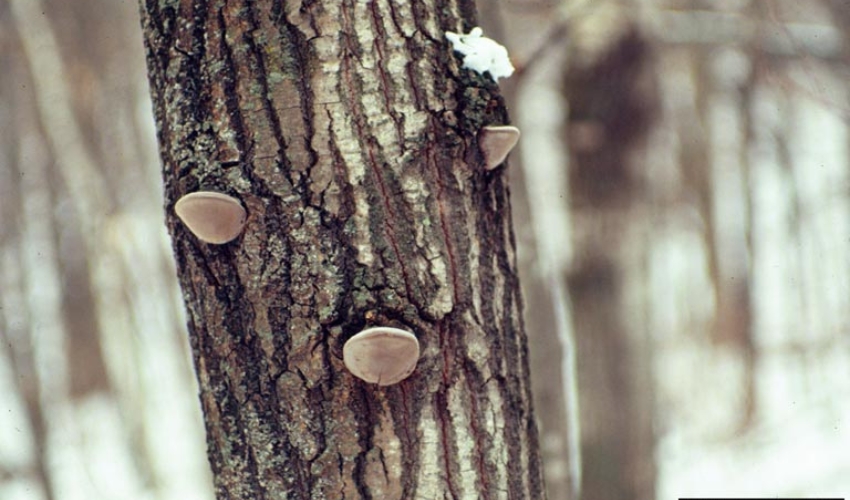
[
  {"x1": 479, "y1": 125, "x2": 521, "y2": 170},
  {"x1": 174, "y1": 191, "x2": 246, "y2": 244},
  {"x1": 343, "y1": 327, "x2": 420, "y2": 386}
]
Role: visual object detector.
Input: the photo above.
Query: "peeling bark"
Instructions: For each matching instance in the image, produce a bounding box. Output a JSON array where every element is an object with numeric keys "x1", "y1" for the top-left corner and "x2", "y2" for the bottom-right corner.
[{"x1": 138, "y1": 0, "x2": 545, "y2": 498}]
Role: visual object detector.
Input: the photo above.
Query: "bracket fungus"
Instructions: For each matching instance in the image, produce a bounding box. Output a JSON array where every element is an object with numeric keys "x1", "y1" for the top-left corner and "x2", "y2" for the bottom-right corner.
[
  {"x1": 479, "y1": 125, "x2": 521, "y2": 170},
  {"x1": 174, "y1": 191, "x2": 247, "y2": 244},
  {"x1": 343, "y1": 326, "x2": 420, "y2": 386}
]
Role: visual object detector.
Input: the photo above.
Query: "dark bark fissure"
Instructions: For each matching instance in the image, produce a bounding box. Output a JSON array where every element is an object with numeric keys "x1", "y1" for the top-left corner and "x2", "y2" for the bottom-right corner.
[{"x1": 139, "y1": 0, "x2": 545, "y2": 497}]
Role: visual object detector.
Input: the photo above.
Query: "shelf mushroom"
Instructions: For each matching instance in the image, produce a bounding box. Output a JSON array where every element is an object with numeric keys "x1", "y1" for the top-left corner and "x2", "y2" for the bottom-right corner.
[
  {"x1": 174, "y1": 191, "x2": 247, "y2": 244},
  {"x1": 479, "y1": 125, "x2": 521, "y2": 170},
  {"x1": 343, "y1": 326, "x2": 420, "y2": 386}
]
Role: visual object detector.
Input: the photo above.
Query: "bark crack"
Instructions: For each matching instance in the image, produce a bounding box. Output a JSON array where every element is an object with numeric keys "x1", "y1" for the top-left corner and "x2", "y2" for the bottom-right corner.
[
  {"x1": 367, "y1": 0, "x2": 405, "y2": 148},
  {"x1": 464, "y1": 364, "x2": 490, "y2": 495},
  {"x1": 398, "y1": 381, "x2": 416, "y2": 497},
  {"x1": 215, "y1": 7, "x2": 252, "y2": 176},
  {"x1": 243, "y1": 2, "x2": 291, "y2": 168},
  {"x1": 430, "y1": 139, "x2": 461, "y2": 306},
  {"x1": 437, "y1": 321, "x2": 461, "y2": 499}
]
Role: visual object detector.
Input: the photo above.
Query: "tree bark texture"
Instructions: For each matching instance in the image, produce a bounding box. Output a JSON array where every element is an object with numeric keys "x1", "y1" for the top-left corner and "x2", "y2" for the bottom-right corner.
[{"x1": 139, "y1": 0, "x2": 545, "y2": 498}]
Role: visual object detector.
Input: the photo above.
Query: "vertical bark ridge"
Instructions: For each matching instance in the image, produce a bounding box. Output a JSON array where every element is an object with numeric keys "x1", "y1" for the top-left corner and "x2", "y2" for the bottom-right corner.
[{"x1": 140, "y1": 0, "x2": 545, "y2": 497}]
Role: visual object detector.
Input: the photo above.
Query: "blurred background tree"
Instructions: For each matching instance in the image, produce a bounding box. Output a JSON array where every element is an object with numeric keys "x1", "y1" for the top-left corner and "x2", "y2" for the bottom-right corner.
[{"x1": 1, "y1": 0, "x2": 848, "y2": 499}]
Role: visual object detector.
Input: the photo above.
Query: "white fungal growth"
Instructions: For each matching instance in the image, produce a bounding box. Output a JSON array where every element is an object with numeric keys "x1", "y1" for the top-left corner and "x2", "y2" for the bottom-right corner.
[{"x1": 445, "y1": 27, "x2": 514, "y2": 82}]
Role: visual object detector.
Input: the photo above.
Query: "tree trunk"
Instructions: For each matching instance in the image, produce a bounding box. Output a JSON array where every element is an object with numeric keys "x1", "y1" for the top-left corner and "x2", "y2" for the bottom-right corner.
[
  {"x1": 564, "y1": 26, "x2": 658, "y2": 500},
  {"x1": 138, "y1": 0, "x2": 545, "y2": 498}
]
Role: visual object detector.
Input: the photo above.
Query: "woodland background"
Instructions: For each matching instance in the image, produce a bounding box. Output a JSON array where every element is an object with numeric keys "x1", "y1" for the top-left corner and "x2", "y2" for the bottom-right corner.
[{"x1": 1, "y1": 0, "x2": 848, "y2": 499}]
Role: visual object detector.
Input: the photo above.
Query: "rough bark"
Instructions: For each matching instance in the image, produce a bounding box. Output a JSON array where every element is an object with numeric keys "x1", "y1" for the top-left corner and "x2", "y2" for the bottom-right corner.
[
  {"x1": 138, "y1": 0, "x2": 545, "y2": 498},
  {"x1": 492, "y1": 3, "x2": 581, "y2": 497}
]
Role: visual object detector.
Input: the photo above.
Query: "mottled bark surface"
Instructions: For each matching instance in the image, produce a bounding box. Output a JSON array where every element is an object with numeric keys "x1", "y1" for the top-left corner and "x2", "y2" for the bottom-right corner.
[{"x1": 138, "y1": 0, "x2": 545, "y2": 498}]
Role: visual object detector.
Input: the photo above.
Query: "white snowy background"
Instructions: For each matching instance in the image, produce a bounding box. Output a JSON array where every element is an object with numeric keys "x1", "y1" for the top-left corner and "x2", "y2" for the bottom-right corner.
[{"x1": 1, "y1": 0, "x2": 848, "y2": 499}]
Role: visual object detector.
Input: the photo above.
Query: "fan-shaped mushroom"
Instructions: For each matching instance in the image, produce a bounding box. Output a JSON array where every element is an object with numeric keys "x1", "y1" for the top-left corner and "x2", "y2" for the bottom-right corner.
[
  {"x1": 174, "y1": 191, "x2": 246, "y2": 244},
  {"x1": 479, "y1": 125, "x2": 521, "y2": 170},
  {"x1": 343, "y1": 326, "x2": 420, "y2": 386}
]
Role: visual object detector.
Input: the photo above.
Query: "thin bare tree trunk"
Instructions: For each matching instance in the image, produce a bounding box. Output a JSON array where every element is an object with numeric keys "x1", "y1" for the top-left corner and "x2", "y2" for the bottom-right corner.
[
  {"x1": 139, "y1": 0, "x2": 546, "y2": 497},
  {"x1": 564, "y1": 27, "x2": 658, "y2": 500},
  {"x1": 3, "y1": 0, "x2": 212, "y2": 497}
]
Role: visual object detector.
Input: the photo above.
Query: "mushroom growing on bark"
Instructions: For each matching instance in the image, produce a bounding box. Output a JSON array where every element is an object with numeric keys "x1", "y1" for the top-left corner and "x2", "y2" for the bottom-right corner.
[
  {"x1": 479, "y1": 125, "x2": 521, "y2": 170},
  {"x1": 174, "y1": 191, "x2": 247, "y2": 244},
  {"x1": 343, "y1": 326, "x2": 420, "y2": 386}
]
